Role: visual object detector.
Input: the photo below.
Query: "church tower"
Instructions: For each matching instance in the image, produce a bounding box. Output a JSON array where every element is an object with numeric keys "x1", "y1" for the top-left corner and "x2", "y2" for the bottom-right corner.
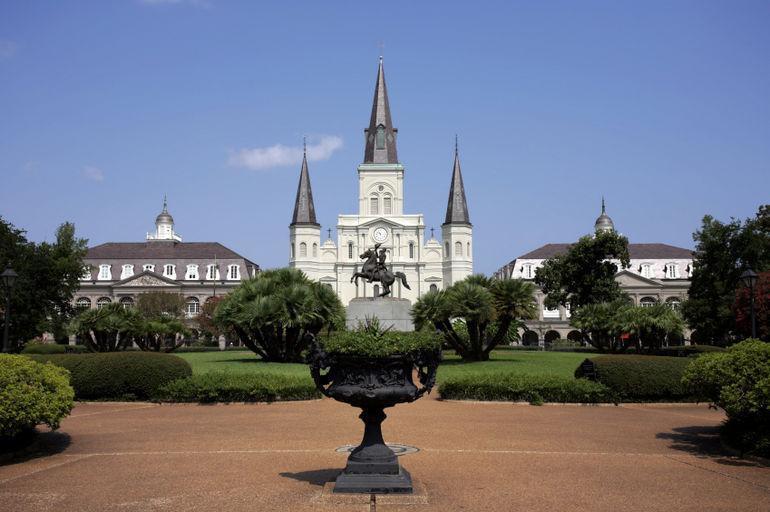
[
  {"x1": 357, "y1": 57, "x2": 405, "y2": 217},
  {"x1": 288, "y1": 145, "x2": 322, "y2": 279},
  {"x1": 442, "y1": 139, "x2": 473, "y2": 283}
]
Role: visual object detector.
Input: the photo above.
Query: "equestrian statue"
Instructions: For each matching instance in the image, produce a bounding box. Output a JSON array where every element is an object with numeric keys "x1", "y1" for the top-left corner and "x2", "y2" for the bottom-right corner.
[{"x1": 350, "y1": 243, "x2": 411, "y2": 297}]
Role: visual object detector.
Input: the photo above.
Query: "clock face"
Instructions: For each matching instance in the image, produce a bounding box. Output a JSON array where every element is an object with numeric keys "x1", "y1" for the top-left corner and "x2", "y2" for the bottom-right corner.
[{"x1": 372, "y1": 227, "x2": 389, "y2": 243}]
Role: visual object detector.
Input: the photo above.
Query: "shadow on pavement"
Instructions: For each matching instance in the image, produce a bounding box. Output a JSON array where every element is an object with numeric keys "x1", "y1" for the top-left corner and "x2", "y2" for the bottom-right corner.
[
  {"x1": 0, "y1": 429, "x2": 71, "y2": 466},
  {"x1": 280, "y1": 468, "x2": 341, "y2": 486},
  {"x1": 657, "y1": 425, "x2": 769, "y2": 467}
]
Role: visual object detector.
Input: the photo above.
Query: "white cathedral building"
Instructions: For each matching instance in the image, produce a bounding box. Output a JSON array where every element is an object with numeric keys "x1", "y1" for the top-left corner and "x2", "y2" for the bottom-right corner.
[{"x1": 289, "y1": 58, "x2": 473, "y2": 306}]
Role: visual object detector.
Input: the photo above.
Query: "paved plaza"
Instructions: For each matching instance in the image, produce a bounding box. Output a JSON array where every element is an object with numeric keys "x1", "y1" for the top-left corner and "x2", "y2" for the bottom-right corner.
[{"x1": 1, "y1": 397, "x2": 769, "y2": 512}]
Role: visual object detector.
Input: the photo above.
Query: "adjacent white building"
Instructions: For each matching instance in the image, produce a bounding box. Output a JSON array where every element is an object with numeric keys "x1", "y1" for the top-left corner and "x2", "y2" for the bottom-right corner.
[{"x1": 289, "y1": 58, "x2": 473, "y2": 305}]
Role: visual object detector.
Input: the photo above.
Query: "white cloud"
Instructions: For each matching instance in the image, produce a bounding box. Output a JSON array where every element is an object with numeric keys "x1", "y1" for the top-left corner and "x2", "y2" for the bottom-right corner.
[
  {"x1": 0, "y1": 40, "x2": 18, "y2": 60},
  {"x1": 82, "y1": 166, "x2": 105, "y2": 182},
  {"x1": 228, "y1": 135, "x2": 344, "y2": 171}
]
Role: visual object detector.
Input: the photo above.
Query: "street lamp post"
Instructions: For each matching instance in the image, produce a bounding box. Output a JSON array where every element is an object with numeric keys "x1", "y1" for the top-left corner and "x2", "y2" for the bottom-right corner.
[
  {"x1": 1, "y1": 265, "x2": 19, "y2": 353},
  {"x1": 740, "y1": 269, "x2": 758, "y2": 339}
]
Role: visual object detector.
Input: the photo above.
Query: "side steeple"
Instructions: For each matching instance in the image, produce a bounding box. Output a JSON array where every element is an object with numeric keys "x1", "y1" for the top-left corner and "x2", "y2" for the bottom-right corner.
[
  {"x1": 290, "y1": 142, "x2": 319, "y2": 226},
  {"x1": 443, "y1": 137, "x2": 471, "y2": 226},
  {"x1": 363, "y1": 57, "x2": 398, "y2": 164}
]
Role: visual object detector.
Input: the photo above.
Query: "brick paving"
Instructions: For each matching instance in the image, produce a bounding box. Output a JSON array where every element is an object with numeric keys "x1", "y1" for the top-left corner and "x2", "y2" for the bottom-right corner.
[{"x1": 1, "y1": 398, "x2": 769, "y2": 511}]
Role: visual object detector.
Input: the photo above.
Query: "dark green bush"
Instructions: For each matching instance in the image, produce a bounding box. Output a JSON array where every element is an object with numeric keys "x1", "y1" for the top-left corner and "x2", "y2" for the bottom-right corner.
[
  {"x1": 438, "y1": 373, "x2": 611, "y2": 403},
  {"x1": 28, "y1": 352, "x2": 192, "y2": 400},
  {"x1": 22, "y1": 344, "x2": 86, "y2": 355},
  {"x1": 321, "y1": 330, "x2": 443, "y2": 358},
  {"x1": 576, "y1": 355, "x2": 694, "y2": 401},
  {"x1": 155, "y1": 372, "x2": 320, "y2": 403},
  {"x1": 0, "y1": 355, "x2": 74, "y2": 438},
  {"x1": 683, "y1": 339, "x2": 770, "y2": 457},
  {"x1": 652, "y1": 345, "x2": 725, "y2": 357}
]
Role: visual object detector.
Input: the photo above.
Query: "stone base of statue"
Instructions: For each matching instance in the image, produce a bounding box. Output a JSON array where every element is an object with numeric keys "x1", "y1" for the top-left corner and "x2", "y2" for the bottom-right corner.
[{"x1": 346, "y1": 297, "x2": 413, "y2": 331}]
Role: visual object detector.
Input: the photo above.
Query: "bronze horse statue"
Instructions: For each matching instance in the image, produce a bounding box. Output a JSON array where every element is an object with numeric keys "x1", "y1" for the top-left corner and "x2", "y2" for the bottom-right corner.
[{"x1": 350, "y1": 245, "x2": 411, "y2": 297}]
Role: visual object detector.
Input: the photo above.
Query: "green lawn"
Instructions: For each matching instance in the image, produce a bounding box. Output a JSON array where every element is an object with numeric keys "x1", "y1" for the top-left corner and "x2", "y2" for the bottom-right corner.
[{"x1": 175, "y1": 349, "x2": 589, "y2": 382}]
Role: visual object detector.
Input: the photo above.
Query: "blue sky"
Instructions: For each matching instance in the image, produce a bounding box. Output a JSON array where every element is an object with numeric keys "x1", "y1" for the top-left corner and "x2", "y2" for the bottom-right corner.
[{"x1": 1, "y1": 1, "x2": 768, "y2": 274}]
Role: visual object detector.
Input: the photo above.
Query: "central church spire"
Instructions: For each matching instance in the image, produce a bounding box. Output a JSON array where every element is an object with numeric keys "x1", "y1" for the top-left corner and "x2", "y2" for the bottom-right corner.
[{"x1": 363, "y1": 57, "x2": 398, "y2": 164}]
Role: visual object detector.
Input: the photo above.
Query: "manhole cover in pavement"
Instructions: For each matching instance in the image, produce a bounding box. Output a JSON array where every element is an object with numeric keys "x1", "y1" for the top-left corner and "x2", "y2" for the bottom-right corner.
[{"x1": 335, "y1": 443, "x2": 419, "y2": 456}]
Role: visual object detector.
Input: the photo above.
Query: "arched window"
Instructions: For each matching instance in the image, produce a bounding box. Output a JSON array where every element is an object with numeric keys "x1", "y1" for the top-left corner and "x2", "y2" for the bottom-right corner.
[
  {"x1": 375, "y1": 124, "x2": 386, "y2": 149},
  {"x1": 119, "y1": 297, "x2": 134, "y2": 309},
  {"x1": 640, "y1": 297, "x2": 657, "y2": 307},
  {"x1": 429, "y1": 284, "x2": 438, "y2": 293},
  {"x1": 185, "y1": 297, "x2": 200, "y2": 317},
  {"x1": 665, "y1": 297, "x2": 681, "y2": 310},
  {"x1": 370, "y1": 197, "x2": 379, "y2": 215},
  {"x1": 76, "y1": 297, "x2": 91, "y2": 310},
  {"x1": 409, "y1": 242, "x2": 415, "y2": 259},
  {"x1": 299, "y1": 242, "x2": 307, "y2": 257},
  {"x1": 121, "y1": 264, "x2": 134, "y2": 280},
  {"x1": 467, "y1": 242, "x2": 470, "y2": 257},
  {"x1": 290, "y1": 243, "x2": 295, "y2": 259},
  {"x1": 227, "y1": 264, "x2": 240, "y2": 280},
  {"x1": 186, "y1": 264, "x2": 199, "y2": 280},
  {"x1": 312, "y1": 243, "x2": 318, "y2": 257},
  {"x1": 96, "y1": 297, "x2": 112, "y2": 309},
  {"x1": 163, "y1": 264, "x2": 176, "y2": 279},
  {"x1": 383, "y1": 196, "x2": 392, "y2": 215},
  {"x1": 444, "y1": 242, "x2": 449, "y2": 257},
  {"x1": 348, "y1": 242, "x2": 354, "y2": 259},
  {"x1": 455, "y1": 241, "x2": 462, "y2": 256}
]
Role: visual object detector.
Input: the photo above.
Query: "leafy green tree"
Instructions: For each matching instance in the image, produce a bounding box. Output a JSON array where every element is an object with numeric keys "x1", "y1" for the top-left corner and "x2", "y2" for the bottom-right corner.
[
  {"x1": 69, "y1": 303, "x2": 137, "y2": 352},
  {"x1": 570, "y1": 301, "x2": 627, "y2": 352},
  {"x1": 682, "y1": 206, "x2": 770, "y2": 344},
  {"x1": 0, "y1": 218, "x2": 88, "y2": 349},
  {"x1": 412, "y1": 275, "x2": 537, "y2": 361},
  {"x1": 135, "y1": 291, "x2": 185, "y2": 319},
  {"x1": 132, "y1": 316, "x2": 188, "y2": 352},
  {"x1": 214, "y1": 268, "x2": 345, "y2": 362},
  {"x1": 614, "y1": 304, "x2": 685, "y2": 352},
  {"x1": 534, "y1": 230, "x2": 631, "y2": 310}
]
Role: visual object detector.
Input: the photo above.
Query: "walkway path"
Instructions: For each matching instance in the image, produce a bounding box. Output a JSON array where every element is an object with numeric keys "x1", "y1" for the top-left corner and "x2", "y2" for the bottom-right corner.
[{"x1": 1, "y1": 399, "x2": 768, "y2": 511}]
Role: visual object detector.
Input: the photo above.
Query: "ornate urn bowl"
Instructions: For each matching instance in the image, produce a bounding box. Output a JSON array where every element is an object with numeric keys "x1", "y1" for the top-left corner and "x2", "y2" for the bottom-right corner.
[{"x1": 308, "y1": 343, "x2": 440, "y2": 494}]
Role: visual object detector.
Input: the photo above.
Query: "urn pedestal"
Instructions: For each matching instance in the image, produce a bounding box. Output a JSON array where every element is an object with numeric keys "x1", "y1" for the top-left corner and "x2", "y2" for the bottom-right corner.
[{"x1": 309, "y1": 348, "x2": 439, "y2": 494}]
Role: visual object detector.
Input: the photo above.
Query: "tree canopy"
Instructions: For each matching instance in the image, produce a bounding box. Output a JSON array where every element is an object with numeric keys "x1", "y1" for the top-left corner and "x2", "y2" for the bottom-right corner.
[
  {"x1": 0, "y1": 218, "x2": 88, "y2": 348},
  {"x1": 534, "y1": 230, "x2": 630, "y2": 311}
]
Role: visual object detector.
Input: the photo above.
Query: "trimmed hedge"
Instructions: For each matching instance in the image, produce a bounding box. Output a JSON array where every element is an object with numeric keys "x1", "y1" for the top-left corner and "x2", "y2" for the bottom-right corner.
[
  {"x1": 438, "y1": 373, "x2": 611, "y2": 404},
  {"x1": 576, "y1": 355, "x2": 695, "y2": 401},
  {"x1": 155, "y1": 372, "x2": 320, "y2": 403},
  {"x1": 651, "y1": 345, "x2": 725, "y2": 357},
  {"x1": 0, "y1": 355, "x2": 74, "y2": 438},
  {"x1": 27, "y1": 353, "x2": 192, "y2": 400},
  {"x1": 22, "y1": 344, "x2": 87, "y2": 354}
]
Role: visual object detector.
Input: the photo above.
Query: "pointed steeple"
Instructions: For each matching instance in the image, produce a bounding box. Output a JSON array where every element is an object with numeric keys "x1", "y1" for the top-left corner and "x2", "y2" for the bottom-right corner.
[
  {"x1": 290, "y1": 144, "x2": 319, "y2": 226},
  {"x1": 443, "y1": 137, "x2": 471, "y2": 226},
  {"x1": 363, "y1": 57, "x2": 398, "y2": 164},
  {"x1": 594, "y1": 196, "x2": 615, "y2": 233}
]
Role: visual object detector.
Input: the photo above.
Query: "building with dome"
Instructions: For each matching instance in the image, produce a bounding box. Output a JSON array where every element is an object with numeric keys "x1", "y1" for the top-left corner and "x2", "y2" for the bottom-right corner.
[
  {"x1": 288, "y1": 58, "x2": 473, "y2": 306},
  {"x1": 495, "y1": 200, "x2": 694, "y2": 345},
  {"x1": 73, "y1": 198, "x2": 260, "y2": 319}
]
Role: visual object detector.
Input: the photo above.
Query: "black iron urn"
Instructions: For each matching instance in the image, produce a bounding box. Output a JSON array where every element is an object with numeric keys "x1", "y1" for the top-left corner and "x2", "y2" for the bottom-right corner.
[{"x1": 308, "y1": 341, "x2": 440, "y2": 494}]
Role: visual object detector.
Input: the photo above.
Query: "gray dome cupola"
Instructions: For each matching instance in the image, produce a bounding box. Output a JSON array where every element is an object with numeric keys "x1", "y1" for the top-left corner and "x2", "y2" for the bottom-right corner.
[
  {"x1": 147, "y1": 195, "x2": 182, "y2": 242},
  {"x1": 594, "y1": 197, "x2": 615, "y2": 233}
]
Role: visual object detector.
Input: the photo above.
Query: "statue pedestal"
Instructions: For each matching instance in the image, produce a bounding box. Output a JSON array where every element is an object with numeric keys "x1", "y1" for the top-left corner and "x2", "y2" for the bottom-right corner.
[{"x1": 346, "y1": 297, "x2": 414, "y2": 332}]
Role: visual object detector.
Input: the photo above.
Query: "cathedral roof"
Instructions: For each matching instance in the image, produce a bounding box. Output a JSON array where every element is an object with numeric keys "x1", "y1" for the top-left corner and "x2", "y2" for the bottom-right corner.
[
  {"x1": 443, "y1": 140, "x2": 471, "y2": 226},
  {"x1": 363, "y1": 57, "x2": 398, "y2": 164},
  {"x1": 290, "y1": 149, "x2": 319, "y2": 226}
]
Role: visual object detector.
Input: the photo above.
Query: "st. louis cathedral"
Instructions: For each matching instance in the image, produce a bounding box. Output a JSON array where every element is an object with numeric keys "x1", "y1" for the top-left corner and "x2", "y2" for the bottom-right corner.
[{"x1": 289, "y1": 58, "x2": 473, "y2": 306}]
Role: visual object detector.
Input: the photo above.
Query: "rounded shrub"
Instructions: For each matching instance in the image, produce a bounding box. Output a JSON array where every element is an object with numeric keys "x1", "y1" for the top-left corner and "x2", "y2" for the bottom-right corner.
[
  {"x1": 22, "y1": 344, "x2": 86, "y2": 355},
  {"x1": 27, "y1": 352, "x2": 192, "y2": 400},
  {"x1": 575, "y1": 355, "x2": 695, "y2": 401},
  {"x1": 0, "y1": 355, "x2": 74, "y2": 438},
  {"x1": 439, "y1": 373, "x2": 610, "y2": 403}
]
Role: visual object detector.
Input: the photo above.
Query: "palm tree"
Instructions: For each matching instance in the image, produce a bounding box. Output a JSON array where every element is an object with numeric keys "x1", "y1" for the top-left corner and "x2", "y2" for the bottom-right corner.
[
  {"x1": 214, "y1": 268, "x2": 345, "y2": 362},
  {"x1": 412, "y1": 275, "x2": 536, "y2": 361}
]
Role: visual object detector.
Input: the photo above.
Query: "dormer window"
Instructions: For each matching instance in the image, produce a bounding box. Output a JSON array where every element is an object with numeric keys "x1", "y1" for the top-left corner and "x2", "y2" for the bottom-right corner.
[
  {"x1": 227, "y1": 264, "x2": 240, "y2": 280},
  {"x1": 143, "y1": 264, "x2": 155, "y2": 273},
  {"x1": 665, "y1": 263, "x2": 679, "y2": 279},
  {"x1": 522, "y1": 264, "x2": 534, "y2": 279},
  {"x1": 98, "y1": 264, "x2": 111, "y2": 280},
  {"x1": 81, "y1": 266, "x2": 92, "y2": 280},
  {"x1": 206, "y1": 264, "x2": 220, "y2": 280},
  {"x1": 186, "y1": 264, "x2": 199, "y2": 280},
  {"x1": 640, "y1": 263, "x2": 652, "y2": 278},
  {"x1": 121, "y1": 264, "x2": 134, "y2": 280},
  {"x1": 375, "y1": 124, "x2": 386, "y2": 149},
  {"x1": 163, "y1": 264, "x2": 176, "y2": 279}
]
